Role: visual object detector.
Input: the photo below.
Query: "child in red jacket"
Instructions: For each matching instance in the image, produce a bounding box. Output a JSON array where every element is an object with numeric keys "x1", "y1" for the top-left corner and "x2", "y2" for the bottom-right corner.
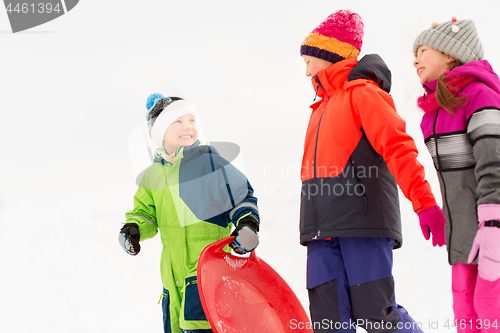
[{"x1": 299, "y1": 10, "x2": 446, "y2": 332}]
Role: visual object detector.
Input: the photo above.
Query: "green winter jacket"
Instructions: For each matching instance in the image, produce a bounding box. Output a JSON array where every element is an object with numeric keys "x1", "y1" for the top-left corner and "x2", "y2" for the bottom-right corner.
[{"x1": 125, "y1": 140, "x2": 259, "y2": 332}]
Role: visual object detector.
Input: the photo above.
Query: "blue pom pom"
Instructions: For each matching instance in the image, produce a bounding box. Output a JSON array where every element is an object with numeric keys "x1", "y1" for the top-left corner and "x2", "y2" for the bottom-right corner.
[{"x1": 146, "y1": 93, "x2": 164, "y2": 110}]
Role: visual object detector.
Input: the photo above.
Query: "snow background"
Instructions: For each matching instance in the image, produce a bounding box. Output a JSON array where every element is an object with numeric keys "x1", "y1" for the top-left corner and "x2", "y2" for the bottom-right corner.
[{"x1": 1, "y1": 0, "x2": 500, "y2": 332}]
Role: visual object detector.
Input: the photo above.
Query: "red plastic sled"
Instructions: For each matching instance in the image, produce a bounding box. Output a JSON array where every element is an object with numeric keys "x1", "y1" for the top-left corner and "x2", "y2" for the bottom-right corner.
[{"x1": 197, "y1": 237, "x2": 313, "y2": 333}]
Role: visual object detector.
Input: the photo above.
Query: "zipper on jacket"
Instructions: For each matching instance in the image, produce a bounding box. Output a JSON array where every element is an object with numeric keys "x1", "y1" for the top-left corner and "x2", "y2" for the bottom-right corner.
[
  {"x1": 433, "y1": 109, "x2": 453, "y2": 263},
  {"x1": 311, "y1": 105, "x2": 325, "y2": 239},
  {"x1": 313, "y1": 76, "x2": 329, "y2": 180},
  {"x1": 313, "y1": 84, "x2": 319, "y2": 102},
  {"x1": 314, "y1": 76, "x2": 328, "y2": 98},
  {"x1": 311, "y1": 76, "x2": 330, "y2": 239}
]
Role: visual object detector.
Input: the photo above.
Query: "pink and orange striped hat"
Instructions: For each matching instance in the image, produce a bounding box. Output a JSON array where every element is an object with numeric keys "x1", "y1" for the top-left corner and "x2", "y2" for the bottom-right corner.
[{"x1": 301, "y1": 10, "x2": 364, "y2": 64}]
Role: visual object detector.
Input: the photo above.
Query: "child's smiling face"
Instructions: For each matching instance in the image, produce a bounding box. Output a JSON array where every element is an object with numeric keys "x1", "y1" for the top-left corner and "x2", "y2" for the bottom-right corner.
[
  {"x1": 414, "y1": 45, "x2": 454, "y2": 84},
  {"x1": 162, "y1": 114, "x2": 198, "y2": 154},
  {"x1": 303, "y1": 55, "x2": 333, "y2": 77}
]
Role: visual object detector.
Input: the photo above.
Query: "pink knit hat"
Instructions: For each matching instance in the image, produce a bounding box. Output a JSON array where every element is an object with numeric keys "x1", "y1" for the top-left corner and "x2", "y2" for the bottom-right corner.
[{"x1": 300, "y1": 10, "x2": 364, "y2": 64}]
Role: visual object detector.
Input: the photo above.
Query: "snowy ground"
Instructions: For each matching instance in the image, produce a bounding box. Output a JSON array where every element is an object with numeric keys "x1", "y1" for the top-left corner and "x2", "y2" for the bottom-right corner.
[{"x1": 1, "y1": 1, "x2": 500, "y2": 332}]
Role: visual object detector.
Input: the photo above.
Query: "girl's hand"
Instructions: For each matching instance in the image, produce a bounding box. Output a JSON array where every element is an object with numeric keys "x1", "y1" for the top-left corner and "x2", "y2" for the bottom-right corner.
[{"x1": 467, "y1": 205, "x2": 500, "y2": 281}]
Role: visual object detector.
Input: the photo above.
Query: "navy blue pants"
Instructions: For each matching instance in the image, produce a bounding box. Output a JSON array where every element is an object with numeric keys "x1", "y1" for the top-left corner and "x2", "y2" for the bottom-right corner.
[{"x1": 307, "y1": 238, "x2": 424, "y2": 333}]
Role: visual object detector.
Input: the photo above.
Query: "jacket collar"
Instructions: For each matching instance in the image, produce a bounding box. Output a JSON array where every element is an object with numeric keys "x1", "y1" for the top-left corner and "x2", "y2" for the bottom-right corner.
[
  {"x1": 154, "y1": 140, "x2": 203, "y2": 164},
  {"x1": 418, "y1": 75, "x2": 479, "y2": 113},
  {"x1": 422, "y1": 80, "x2": 438, "y2": 94},
  {"x1": 312, "y1": 58, "x2": 358, "y2": 99}
]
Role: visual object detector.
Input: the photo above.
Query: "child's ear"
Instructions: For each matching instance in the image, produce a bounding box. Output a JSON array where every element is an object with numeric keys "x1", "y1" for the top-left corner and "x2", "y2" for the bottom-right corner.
[{"x1": 446, "y1": 56, "x2": 456, "y2": 64}]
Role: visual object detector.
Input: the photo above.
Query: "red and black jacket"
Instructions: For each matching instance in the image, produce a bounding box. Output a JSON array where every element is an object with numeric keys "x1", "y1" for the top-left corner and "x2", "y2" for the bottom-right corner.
[{"x1": 300, "y1": 55, "x2": 437, "y2": 247}]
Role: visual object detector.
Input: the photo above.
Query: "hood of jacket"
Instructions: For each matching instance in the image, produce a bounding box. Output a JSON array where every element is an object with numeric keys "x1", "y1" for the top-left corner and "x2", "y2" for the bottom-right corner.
[
  {"x1": 423, "y1": 60, "x2": 500, "y2": 94},
  {"x1": 347, "y1": 54, "x2": 392, "y2": 93}
]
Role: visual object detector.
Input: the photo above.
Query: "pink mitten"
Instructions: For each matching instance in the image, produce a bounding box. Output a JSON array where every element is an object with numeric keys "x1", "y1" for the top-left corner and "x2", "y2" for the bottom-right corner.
[
  {"x1": 418, "y1": 206, "x2": 446, "y2": 247},
  {"x1": 467, "y1": 204, "x2": 500, "y2": 281}
]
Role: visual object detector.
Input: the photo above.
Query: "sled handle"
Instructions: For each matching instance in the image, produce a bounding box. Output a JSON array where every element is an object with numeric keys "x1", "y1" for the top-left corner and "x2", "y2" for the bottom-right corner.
[{"x1": 207, "y1": 236, "x2": 258, "y2": 261}]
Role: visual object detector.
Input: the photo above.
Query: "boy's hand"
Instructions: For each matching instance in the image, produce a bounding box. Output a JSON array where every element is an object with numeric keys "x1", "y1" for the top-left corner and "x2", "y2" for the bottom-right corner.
[
  {"x1": 118, "y1": 223, "x2": 141, "y2": 256},
  {"x1": 230, "y1": 217, "x2": 259, "y2": 254},
  {"x1": 418, "y1": 206, "x2": 446, "y2": 247}
]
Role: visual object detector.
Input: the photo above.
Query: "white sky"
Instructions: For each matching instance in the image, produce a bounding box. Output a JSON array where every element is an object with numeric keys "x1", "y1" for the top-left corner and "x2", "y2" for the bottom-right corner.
[{"x1": 2, "y1": 1, "x2": 500, "y2": 332}]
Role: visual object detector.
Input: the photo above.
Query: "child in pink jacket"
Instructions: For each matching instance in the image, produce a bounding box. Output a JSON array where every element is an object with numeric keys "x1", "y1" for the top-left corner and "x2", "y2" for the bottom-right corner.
[{"x1": 414, "y1": 18, "x2": 500, "y2": 332}]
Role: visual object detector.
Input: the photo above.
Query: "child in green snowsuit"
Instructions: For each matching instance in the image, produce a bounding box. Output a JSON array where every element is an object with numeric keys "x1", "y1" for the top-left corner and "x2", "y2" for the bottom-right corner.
[{"x1": 118, "y1": 94, "x2": 260, "y2": 333}]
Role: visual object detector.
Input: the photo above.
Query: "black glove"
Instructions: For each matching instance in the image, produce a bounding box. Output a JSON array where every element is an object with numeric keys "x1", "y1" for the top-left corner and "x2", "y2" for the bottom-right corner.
[
  {"x1": 118, "y1": 223, "x2": 141, "y2": 256},
  {"x1": 230, "y1": 217, "x2": 260, "y2": 254}
]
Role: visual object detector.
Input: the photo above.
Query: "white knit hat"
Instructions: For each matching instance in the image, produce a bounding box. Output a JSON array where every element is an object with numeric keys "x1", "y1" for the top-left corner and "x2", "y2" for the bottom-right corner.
[
  {"x1": 413, "y1": 18, "x2": 483, "y2": 64},
  {"x1": 145, "y1": 94, "x2": 199, "y2": 148}
]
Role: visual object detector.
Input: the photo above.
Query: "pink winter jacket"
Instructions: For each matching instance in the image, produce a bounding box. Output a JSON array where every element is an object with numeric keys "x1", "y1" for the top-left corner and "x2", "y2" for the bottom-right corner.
[{"x1": 419, "y1": 60, "x2": 500, "y2": 265}]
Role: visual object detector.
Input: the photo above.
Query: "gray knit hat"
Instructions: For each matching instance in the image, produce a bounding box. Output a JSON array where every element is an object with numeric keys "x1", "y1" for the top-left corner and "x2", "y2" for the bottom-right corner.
[{"x1": 413, "y1": 18, "x2": 483, "y2": 64}]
